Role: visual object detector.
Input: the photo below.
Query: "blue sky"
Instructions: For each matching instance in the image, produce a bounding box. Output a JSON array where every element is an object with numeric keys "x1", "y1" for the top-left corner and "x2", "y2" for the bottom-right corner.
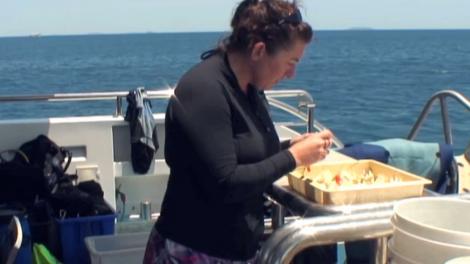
[{"x1": 1, "y1": 0, "x2": 470, "y2": 37}]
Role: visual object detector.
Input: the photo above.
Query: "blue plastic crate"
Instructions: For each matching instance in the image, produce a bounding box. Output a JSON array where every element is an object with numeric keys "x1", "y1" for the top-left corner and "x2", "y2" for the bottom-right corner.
[
  {"x1": 57, "y1": 214, "x2": 116, "y2": 264},
  {"x1": 0, "y1": 205, "x2": 32, "y2": 264}
]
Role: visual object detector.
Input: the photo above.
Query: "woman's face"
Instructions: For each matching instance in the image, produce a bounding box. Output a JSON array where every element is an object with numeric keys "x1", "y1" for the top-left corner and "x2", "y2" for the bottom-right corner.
[{"x1": 251, "y1": 39, "x2": 308, "y2": 90}]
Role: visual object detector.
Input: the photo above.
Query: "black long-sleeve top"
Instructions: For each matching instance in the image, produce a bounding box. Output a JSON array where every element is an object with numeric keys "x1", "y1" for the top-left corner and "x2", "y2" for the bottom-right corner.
[{"x1": 155, "y1": 52, "x2": 296, "y2": 261}]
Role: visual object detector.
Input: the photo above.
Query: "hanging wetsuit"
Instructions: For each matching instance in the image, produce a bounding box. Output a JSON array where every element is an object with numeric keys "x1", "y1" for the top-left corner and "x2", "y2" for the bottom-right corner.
[{"x1": 125, "y1": 87, "x2": 159, "y2": 174}]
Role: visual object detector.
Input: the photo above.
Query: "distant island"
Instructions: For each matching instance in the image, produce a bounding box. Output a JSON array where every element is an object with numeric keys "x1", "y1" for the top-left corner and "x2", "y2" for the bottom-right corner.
[{"x1": 347, "y1": 27, "x2": 374, "y2": 31}]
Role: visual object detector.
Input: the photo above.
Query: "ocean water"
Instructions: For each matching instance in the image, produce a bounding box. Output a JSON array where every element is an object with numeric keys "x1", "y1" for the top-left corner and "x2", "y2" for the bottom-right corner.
[{"x1": 0, "y1": 30, "x2": 469, "y2": 152}]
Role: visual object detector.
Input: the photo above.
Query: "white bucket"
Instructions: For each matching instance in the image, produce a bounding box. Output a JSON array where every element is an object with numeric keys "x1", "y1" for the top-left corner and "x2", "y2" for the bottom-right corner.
[
  {"x1": 392, "y1": 225, "x2": 470, "y2": 264},
  {"x1": 445, "y1": 256, "x2": 470, "y2": 264},
  {"x1": 392, "y1": 197, "x2": 470, "y2": 246},
  {"x1": 391, "y1": 197, "x2": 470, "y2": 264},
  {"x1": 388, "y1": 239, "x2": 419, "y2": 264}
]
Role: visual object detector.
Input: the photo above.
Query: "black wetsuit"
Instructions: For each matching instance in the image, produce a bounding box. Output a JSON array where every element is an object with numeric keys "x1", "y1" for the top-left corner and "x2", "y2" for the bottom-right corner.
[{"x1": 155, "y1": 52, "x2": 296, "y2": 261}]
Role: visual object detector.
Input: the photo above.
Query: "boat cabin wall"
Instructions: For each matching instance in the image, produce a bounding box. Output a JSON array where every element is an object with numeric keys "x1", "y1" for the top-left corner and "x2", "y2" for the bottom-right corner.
[{"x1": 0, "y1": 114, "x2": 169, "y2": 212}]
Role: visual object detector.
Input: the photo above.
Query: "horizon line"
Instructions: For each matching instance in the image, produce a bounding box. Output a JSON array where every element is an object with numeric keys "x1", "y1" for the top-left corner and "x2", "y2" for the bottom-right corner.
[{"x1": 1, "y1": 28, "x2": 470, "y2": 39}]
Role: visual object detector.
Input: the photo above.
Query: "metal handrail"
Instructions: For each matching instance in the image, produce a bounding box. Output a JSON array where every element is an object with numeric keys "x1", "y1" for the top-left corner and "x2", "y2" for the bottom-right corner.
[
  {"x1": 0, "y1": 88, "x2": 310, "y2": 116},
  {"x1": 261, "y1": 193, "x2": 470, "y2": 264},
  {"x1": 407, "y1": 89, "x2": 470, "y2": 144},
  {"x1": 267, "y1": 97, "x2": 343, "y2": 148},
  {"x1": 0, "y1": 88, "x2": 175, "y2": 102},
  {"x1": 0, "y1": 88, "x2": 311, "y2": 115},
  {"x1": 0, "y1": 88, "x2": 176, "y2": 116},
  {"x1": 258, "y1": 209, "x2": 394, "y2": 264},
  {"x1": 0, "y1": 87, "x2": 344, "y2": 147}
]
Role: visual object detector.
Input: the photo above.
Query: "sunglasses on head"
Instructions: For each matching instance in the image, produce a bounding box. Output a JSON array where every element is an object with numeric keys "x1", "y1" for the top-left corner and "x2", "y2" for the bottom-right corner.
[{"x1": 277, "y1": 8, "x2": 302, "y2": 26}]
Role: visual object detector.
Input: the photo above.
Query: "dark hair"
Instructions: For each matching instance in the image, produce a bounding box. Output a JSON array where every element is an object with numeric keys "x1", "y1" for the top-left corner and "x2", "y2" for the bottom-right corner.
[{"x1": 225, "y1": 0, "x2": 313, "y2": 55}]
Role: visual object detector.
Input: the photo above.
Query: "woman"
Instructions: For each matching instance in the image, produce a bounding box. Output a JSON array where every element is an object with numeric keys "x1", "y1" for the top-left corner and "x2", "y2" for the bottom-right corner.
[{"x1": 144, "y1": 0, "x2": 333, "y2": 263}]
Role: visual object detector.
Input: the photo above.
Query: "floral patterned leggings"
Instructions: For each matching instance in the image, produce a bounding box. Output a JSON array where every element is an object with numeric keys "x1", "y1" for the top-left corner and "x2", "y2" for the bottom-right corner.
[{"x1": 143, "y1": 228, "x2": 258, "y2": 264}]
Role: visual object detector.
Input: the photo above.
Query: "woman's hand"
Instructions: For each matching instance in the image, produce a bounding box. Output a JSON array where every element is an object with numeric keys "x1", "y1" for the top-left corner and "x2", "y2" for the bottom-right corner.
[
  {"x1": 289, "y1": 133, "x2": 309, "y2": 146},
  {"x1": 288, "y1": 130, "x2": 334, "y2": 166}
]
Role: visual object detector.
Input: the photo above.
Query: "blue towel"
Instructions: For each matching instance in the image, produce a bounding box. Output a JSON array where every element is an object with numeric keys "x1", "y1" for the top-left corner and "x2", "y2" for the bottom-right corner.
[
  {"x1": 369, "y1": 138, "x2": 454, "y2": 193},
  {"x1": 337, "y1": 143, "x2": 389, "y2": 163},
  {"x1": 338, "y1": 138, "x2": 455, "y2": 193}
]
